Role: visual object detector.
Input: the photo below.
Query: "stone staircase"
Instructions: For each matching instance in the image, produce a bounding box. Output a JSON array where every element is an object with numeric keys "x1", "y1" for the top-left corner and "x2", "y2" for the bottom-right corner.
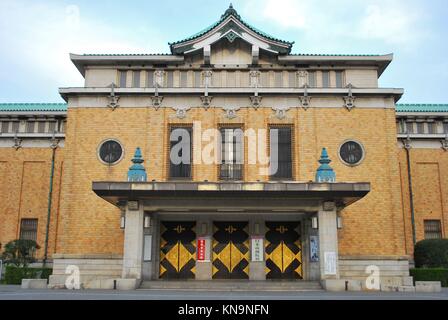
[{"x1": 139, "y1": 280, "x2": 323, "y2": 291}]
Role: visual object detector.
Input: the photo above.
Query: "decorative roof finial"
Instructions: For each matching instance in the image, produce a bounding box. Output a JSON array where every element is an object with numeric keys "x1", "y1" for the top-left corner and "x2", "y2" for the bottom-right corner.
[
  {"x1": 127, "y1": 147, "x2": 147, "y2": 182},
  {"x1": 222, "y1": 3, "x2": 240, "y2": 19},
  {"x1": 315, "y1": 148, "x2": 336, "y2": 183}
]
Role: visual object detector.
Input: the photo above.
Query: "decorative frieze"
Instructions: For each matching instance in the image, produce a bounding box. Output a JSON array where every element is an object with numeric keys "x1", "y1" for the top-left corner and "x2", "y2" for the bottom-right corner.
[
  {"x1": 107, "y1": 83, "x2": 119, "y2": 110},
  {"x1": 250, "y1": 95, "x2": 262, "y2": 109},
  {"x1": 172, "y1": 106, "x2": 191, "y2": 119},
  {"x1": 442, "y1": 135, "x2": 448, "y2": 151},
  {"x1": 223, "y1": 106, "x2": 240, "y2": 119},
  {"x1": 200, "y1": 96, "x2": 213, "y2": 109},
  {"x1": 343, "y1": 83, "x2": 356, "y2": 111},
  {"x1": 299, "y1": 84, "x2": 311, "y2": 110},
  {"x1": 272, "y1": 106, "x2": 290, "y2": 120}
]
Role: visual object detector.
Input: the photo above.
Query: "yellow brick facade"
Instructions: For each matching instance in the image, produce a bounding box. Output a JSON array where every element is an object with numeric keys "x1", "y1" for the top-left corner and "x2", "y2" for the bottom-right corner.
[
  {"x1": 0, "y1": 148, "x2": 63, "y2": 259},
  {"x1": 1, "y1": 106, "x2": 446, "y2": 260}
]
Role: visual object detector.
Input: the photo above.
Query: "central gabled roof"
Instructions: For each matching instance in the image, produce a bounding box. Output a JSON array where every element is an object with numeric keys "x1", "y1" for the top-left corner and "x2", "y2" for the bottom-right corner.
[{"x1": 169, "y1": 4, "x2": 294, "y2": 55}]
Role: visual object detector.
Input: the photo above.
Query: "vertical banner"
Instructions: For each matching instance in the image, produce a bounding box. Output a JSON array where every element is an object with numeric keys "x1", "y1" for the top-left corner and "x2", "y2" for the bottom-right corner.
[
  {"x1": 197, "y1": 237, "x2": 210, "y2": 261},
  {"x1": 309, "y1": 235, "x2": 319, "y2": 262},
  {"x1": 251, "y1": 236, "x2": 264, "y2": 262},
  {"x1": 197, "y1": 238, "x2": 206, "y2": 261}
]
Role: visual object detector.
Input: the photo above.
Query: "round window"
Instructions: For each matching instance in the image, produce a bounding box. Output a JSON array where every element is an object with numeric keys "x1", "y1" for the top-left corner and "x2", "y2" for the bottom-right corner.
[
  {"x1": 98, "y1": 140, "x2": 123, "y2": 165},
  {"x1": 339, "y1": 141, "x2": 365, "y2": 166}
]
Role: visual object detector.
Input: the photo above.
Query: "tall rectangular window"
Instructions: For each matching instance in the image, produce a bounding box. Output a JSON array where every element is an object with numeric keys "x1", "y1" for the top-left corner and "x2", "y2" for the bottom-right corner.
[
  {"x1": 322, "y1": 71, "x2": 330, "y2": 87},
  {"x1": 406, "y1": 122, "x2": 414, "y2": 134},
  {"x1": 417, "y1": 122, "x2": 424, "y2": 134},
  {"x1": 48, "y1": 121, "x2": 56, "y2": 133},
  {"x1": 335, "y1": 71, "x2": 343, "y2": 88},
  {"x1": 169, "y1": 126, "x2": 192, "y2": 179},
  {"x1": 260, "y1": 72, "x2": 269, "y2": 87},
  {"x1": 1, "y1": 121, "x2": 9, "y2": 133},
  {"x1": 133, "y1": 71, "x2": 141, "y2": 87},
  {"x1": 220, "y1": 127, "x2": 243, "y2": 180},
  {"x1": 37, "y1": 121, "x2": 46, "y2": 133},
  {"x1": 194, "y1": 71, "x2": 201, "y2": 87},
  {"x1": 288, "y1": 72, "x2": 296, "y2": 87},
  {"x1": 119, "y1": 71, "x2": 127, "y2": 87},
  {"x1": 274, "y1": 72, "x2": 283, "y2": 87},
  {"x1": 166, "y1": 71, "x2": 174, "y2": 87},
  {"x1": 20, "y1": 219, "x2": 38, "y2": 241},
  {"x1": 424, "y1": 220, "x2": 442, "y2": 239},
  {"x1": 11, "y1": 121, "x2": 19, "y2": 133},
  {"x1": 444, "y1": 122, "x2": 448, "y2": 134},
  {"x1": 226, "y1": 71, "x2": 236, "y2": 87},
  {"x1": 180, "y1": 71, "x2": 188, "y2": 87},
  {"x1": 26, "y1": 121, "x2": 36, "y2": 133},
  {"x1": 427, "y1": 122, "x2": 435, "y2": 134},
  {"x1": 308, "y1": 71, "x2": 316, "y2": 87},
  {"x1": 270, "y1": 126, "x2": 293, "y2": 179},
  {"x1": 146, "y1": 71, "x2": 154, "y2": 87}
]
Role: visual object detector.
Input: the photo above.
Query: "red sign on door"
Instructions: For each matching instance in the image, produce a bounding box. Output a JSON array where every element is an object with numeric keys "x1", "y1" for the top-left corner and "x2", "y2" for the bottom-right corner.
[{"x1": 197, "y1": 238, "x2": 206, "y2": 261}]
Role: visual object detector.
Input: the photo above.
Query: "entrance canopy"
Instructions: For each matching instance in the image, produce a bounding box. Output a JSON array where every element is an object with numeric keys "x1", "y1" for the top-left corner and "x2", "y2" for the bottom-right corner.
[{"x1": 92, "y1": 181, "x2": 370, "y2": 212}]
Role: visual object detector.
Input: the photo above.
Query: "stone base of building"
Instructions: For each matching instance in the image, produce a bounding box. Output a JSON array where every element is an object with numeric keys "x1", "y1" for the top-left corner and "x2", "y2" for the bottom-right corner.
[
  {"x1": 49, "y1": 254, "x2": 413, "y2": 291},
  {"x1": 48, "y1": 254, "x2": 123, "y2": 289}
]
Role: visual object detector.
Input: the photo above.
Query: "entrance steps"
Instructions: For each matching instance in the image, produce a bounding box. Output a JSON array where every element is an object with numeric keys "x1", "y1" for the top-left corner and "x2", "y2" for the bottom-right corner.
[{"x1": 139, "y1": 280, "x2": 323, "y2": 291}]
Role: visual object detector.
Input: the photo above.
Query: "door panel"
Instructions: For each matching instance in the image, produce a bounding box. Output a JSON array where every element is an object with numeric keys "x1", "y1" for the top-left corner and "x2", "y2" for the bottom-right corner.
[
  {"x1": 212, "y1": 221, "x2": 249, "y2": 279},
  {"x1": 159, "y1": 221, "x2": 196, "y2": 279},
  {"x1": 265, "y1": 222, "x2": 303, "y2": 279}
]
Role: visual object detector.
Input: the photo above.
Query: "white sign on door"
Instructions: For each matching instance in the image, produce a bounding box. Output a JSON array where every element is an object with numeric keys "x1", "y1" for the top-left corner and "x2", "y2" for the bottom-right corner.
[{"x1": 251, "y1": 237, "x2": 264, "y2": 262}]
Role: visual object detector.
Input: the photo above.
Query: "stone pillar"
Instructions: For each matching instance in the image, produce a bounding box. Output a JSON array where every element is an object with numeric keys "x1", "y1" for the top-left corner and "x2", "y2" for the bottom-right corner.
[
  {"x1": 122, "y1": 201, "x2": 144, "y2": 279},
  {"x1": 318, "y1": 202, "x2": 339, "y2": 280},
  {"x1": 249, "y1": 219, "x2": 266, "y2": 281},
  {"x1": 195, "y1": 219, "x2": 212, "y2": 280}
]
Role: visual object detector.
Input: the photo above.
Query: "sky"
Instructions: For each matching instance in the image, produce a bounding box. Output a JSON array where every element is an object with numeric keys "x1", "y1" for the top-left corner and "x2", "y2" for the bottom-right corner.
[{"x1": 0, "y1": 0, "x2": 447, "y2": 104}]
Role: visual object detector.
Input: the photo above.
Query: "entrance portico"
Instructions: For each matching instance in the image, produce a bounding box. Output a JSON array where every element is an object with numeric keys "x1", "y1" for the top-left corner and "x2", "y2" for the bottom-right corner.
[{"x1": 92, "y1": 181, "x2": 370, "y2": 286}]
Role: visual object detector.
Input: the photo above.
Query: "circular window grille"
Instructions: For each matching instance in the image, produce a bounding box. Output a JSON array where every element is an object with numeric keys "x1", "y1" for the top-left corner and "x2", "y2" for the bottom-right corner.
[
  {"x1": 339, "y1": 141, "x2": 364, "y2": 166},
  {"x1": 98, "y1": 140, "x2": 123, "y2": 165}
]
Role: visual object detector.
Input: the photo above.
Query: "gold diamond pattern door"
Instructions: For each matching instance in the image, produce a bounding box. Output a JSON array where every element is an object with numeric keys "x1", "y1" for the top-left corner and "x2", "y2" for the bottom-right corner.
[
  {"x1": 159, "y1": 221, "x2": 196, "y2": 279},
  {"x1": 212, "y1": 222, "x2": 249, "y2": 279},
  {"x1": 265, "y1": 222, "x2": 303, "y2": 280}
]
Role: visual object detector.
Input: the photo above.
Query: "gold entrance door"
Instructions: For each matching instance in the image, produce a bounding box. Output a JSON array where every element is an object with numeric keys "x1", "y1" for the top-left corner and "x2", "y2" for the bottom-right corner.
[
  {"x1": 212, "y1": 221, "x2": 249, "y2": 279},
  {"x1": 265, "y1": 222, "x2": 303, "y2": 279},
  {"x1": 159, "y1": 221, "x2": 196, "y2": 279}
]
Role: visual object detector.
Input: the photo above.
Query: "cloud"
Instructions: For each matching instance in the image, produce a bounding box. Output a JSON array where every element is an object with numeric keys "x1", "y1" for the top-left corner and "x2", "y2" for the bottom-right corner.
[
  {"x1": 242, "y1": 0, "x2": 427, "y2": 47},
  {"x1": 0, "y1": 0, "x2": 166, "y2": 91},
  {"x1": 357, "y1": 3, "x2": 423, "y2": 45}
]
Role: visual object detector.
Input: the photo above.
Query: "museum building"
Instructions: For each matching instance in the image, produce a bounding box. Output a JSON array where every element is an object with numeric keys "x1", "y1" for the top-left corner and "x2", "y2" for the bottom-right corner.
[{"x1": 0, "y1": 5, "x2": 447, "y2": 290}]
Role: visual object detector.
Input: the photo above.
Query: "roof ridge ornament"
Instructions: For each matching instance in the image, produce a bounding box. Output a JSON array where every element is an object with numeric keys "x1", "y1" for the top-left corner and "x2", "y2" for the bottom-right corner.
[
  {"x1": 221, "y1": 3, "x2": 241, "y2": 19},
  {"x1": 127, "y1": 147, "x2": 147, "y2": 182},
  {"x1": 315, "y1": 148, "x2": 336, "y2": 183},
  {"x1": 107, "y1": 83, "x2": 119, "y2": 110}
]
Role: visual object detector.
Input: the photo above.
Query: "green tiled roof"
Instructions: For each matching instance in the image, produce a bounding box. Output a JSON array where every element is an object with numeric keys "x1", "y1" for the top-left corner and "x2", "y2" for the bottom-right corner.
[
  {"x1": 169, "y1": 4, "x2": 294, "y2": 47},
  {"x1": 396, "y1": 104, "x2": 448, "y2": 113},
  {"x1": 0, "y1": 103, "x2": 67, "y2": 112},
  {"x1": 81, "y1": 53, "x2": 172, "y2": 56},
  {"x1": 289, "y1": 53, "x2": 382, "y2": 57}
]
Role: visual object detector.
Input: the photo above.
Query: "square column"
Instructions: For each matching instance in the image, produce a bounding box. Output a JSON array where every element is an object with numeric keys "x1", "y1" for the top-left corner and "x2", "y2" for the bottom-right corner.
[
  {"x1": 122, "y1": 201, "x2": 144, "y2": 279},
  {"x1": 318, "y1": 202, "x2": 339, "y2": 280}
]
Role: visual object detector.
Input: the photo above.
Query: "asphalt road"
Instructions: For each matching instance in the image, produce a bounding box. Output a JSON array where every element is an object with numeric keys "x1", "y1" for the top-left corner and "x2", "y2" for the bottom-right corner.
[{"x1": 0, "y1": 285, "x2": 447, "y2": 300}]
